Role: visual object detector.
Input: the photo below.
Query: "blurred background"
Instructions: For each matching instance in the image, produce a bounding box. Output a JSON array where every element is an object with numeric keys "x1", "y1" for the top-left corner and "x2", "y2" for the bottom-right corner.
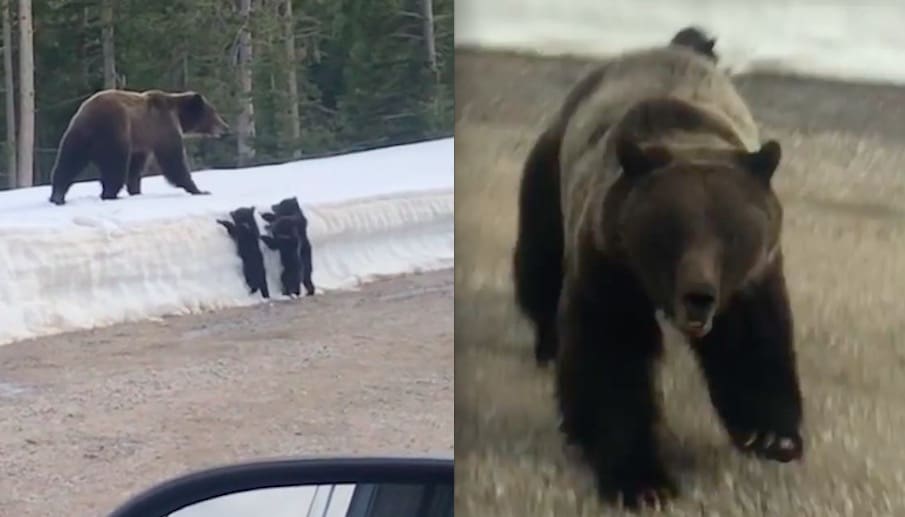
[{"x1": 456, "y1": 0, "x2": 905, "y2": 85}]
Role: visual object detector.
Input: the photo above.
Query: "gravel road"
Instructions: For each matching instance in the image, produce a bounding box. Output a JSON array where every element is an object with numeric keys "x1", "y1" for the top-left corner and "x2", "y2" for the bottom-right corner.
[
  {"x1": 0, "y1": 269, "x2": 453, "y2": 517},
  {"x1": 455, "y1": 49, "x2": 905, "y2": 516}
]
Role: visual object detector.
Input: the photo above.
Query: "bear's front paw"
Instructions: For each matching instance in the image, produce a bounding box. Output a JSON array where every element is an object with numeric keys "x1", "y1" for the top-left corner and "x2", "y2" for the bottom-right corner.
[
  {"x1": 600, "y1": 471, "x2": 677, "y2": 512},
  {"x1": 194, "y1": 190, "x2": 211, "y2": 196},
  {"x1": 731, "y1": 429, "x2": 802, "y2": 462}
]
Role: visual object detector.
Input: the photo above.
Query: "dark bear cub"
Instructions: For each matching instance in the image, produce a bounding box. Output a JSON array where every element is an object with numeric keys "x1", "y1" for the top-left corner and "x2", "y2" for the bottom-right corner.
[
  {"x1": 261, "y1": 215, "x2": 306, "y2": 297},
  {"x1": 512, "y1": 35, "x2": 803, "y2": 510},
  {"x1": 217, "y1": 206, "x2": 269, "y2": 299},
  {"x1": 261, "y1": 196, "x2": 315, "y2": 296}
]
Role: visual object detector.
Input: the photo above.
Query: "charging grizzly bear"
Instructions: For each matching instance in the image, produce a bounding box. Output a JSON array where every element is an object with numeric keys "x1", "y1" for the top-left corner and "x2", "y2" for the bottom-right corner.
[
  {"x1": 48, "y1": 89, "x2": 229, "y2": 205},
  {"x1": 512, "y1": 42, "x2": 803, "y2": 509}
]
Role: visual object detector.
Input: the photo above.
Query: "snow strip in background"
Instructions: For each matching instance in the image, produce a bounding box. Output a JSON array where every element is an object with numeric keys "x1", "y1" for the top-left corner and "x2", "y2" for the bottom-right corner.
[
  {"x1": 456, "y1": 0, "x2": 905, "y2": 85},
  {"x1": 0, "y1": 138, "x2": 453, "y2": 346}
]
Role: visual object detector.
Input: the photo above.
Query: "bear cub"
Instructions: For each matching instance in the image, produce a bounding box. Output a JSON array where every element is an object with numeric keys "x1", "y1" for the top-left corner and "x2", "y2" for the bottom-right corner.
[
  {"x1": 261, "y1": 197, "x2": 315, "y2": 296},
  {"x1": 261, "y1": 215, "x2": 307, "y2": 297},
  {"x1": 48, "y1": 89, "x2": 229, "y2": 205},
  {"x1": 511, "y1": 31, "x2": 803, "y2": 510},
  {"x1": 217, "y1": 206, "x2": 270, "y2": 299}
]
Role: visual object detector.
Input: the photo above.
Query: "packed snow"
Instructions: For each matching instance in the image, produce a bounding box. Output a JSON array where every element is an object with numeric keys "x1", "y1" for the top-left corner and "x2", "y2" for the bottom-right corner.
[
  {"x1": 456, "y1": 0, "x2": 905, "y2": 85},
  {"x1": 0, "y1": 138, "x2": 453, "y2": 346}
]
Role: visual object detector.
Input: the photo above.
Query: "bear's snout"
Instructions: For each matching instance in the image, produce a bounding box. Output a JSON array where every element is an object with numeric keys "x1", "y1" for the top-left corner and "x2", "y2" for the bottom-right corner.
[
  {"x1": 677, "y1": 285, "x2": 717, "y2": 338},
  {"x1": 672, "y1": 244, "x2": 720, "y2": 338}
]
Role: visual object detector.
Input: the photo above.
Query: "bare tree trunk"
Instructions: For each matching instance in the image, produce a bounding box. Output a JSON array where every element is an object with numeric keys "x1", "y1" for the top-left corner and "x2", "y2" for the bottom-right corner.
[
  {"x1": 281, "y1": 0, "x2": 301, "y2": 158},
  {"x1": 101, "y1": 0, "x2": 116, "y2": 89},
  {"x1": 235, "y1": 0, "x2": 256, "y2": 166},
  {"x1": 419, "y1": 0, "x2": 437, "y2": 77},
  {"x1": 16, "y1": 0, "x2": 31, "y2": 188},
  {"x1": 80, "y1": 7, "x2": 90, "y2": 89},
  {"x1": 2, "y1": 0, "x2": 15, "y2": 189}
]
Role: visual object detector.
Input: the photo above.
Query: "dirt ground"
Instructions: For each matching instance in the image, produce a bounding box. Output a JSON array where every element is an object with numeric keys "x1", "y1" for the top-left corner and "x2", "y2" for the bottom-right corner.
[
  {"x1": 0, "y1": 270, "x2": 453, "y2": 517},
  {"x1": 454, "y1": 50, "x2": 905, "y2": 516}
]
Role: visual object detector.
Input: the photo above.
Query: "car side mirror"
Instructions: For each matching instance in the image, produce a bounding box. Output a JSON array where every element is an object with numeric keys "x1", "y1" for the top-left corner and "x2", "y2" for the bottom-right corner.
[{"x1": 107, "y1": 456, "x2": 453, "y2": 517}]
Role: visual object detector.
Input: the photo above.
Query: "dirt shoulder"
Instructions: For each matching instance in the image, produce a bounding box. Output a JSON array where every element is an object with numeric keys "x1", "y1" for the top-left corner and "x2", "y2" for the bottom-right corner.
[
  {"x1": 455, "y1": 49, "x2": 905, "y2": 516},
  {"x1": 0, "y1": 269, "x2": 453, "y2": 517}
]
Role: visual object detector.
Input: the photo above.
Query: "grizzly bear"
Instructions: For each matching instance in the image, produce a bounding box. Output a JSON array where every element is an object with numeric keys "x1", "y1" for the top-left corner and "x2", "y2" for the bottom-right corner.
[
  {"x1": 48, "y1": 89, "x2": 229, "y2": 205},
  {"x1": 261, "y1": 215, "x2": 307, "y2": 297},
  {"x1": 217, "y1": 206, "x2": 270, "y2": 299},
  {"x1": 261, "y1": 197, "x2": 315, "y2": 296},
  {"x1": 511, "y1": 41, "x2": 803, "y2": 509},
  {"x1": 513, "y1": 30, "x2": 719, "y2": 365}
]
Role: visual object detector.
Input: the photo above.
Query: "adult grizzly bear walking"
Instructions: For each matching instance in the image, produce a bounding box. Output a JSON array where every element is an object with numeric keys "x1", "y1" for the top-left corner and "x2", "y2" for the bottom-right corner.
[
  {"x1": 511, "y1": 42, "x2": 803, "y2": 508},
  {"x1": 48, "y1": 89, "x2": 229, "y2": 205}
]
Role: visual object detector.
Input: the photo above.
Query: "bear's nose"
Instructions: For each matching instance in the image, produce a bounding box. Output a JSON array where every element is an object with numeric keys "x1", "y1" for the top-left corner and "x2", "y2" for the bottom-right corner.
[{"x1": 681, "y1": 287, "x2": 716, "y2": 321}]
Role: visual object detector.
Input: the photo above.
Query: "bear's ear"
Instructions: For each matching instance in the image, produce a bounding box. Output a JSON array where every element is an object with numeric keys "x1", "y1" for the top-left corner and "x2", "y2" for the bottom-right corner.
[
  {"x1": 616, "y1": 138, "x2": 671, "y2": 180},
  {"x1": 739, "y1": 140, "x2": 781, "y2": 184}
]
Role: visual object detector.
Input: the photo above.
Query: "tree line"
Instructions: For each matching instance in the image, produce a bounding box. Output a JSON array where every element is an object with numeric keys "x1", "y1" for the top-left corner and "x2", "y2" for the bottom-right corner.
[{"x1": 0, "y1": 0, "x2": 454, "y2": 190}]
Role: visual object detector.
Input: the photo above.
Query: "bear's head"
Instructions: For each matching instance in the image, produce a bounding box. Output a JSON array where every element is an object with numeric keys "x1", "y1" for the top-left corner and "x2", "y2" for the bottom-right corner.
[
  {"x1": 177, "y1": 92, "x2": 230, "y2": 138},
  {"x1": 613, "y1": 137, "x2": 782, "y2": 339},
  {"x1": 272, "y1": 197, "x2": 303, "y2": 217},
  {"x1": 262, "y1": 197, "x2": 307, "y2": 225},
  {"x1": 230, "y1": 206, "x2": 259, "y2": 234}
]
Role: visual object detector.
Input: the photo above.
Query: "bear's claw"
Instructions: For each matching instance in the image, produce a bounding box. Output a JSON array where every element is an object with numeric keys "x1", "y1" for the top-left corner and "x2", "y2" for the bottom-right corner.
[
  {"x1": 605, "y1": 476, "x2": 677, "y2": 512},
  {"x1": 732, "y1": 429, "x2": 802, "y2": 462}
]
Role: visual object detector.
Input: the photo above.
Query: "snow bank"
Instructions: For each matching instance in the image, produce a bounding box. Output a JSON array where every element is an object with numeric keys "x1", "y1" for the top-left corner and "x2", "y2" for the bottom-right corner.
[
  {"x1": 456, "y1": 0, "x2": 905, "y2": 85},
  {"x1": 0, "y1": 138, "x2": 453, "y2": 346}
]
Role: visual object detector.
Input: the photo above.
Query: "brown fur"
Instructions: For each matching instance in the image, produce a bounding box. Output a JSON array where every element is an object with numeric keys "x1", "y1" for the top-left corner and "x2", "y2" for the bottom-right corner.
[
  {"x1": 512, "y1": 42, "x2": 803, "y2": 509},
  {"x1": 48, "y1": 89, "x2": 229, "y2": 205}
]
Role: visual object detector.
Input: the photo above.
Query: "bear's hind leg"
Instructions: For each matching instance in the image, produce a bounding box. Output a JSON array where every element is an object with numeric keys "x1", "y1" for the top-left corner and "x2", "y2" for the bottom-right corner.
[
  {"x1": 48, "y1": 134, "x2": 91, "y2": 205},
  {"x1": 556, "y1": 261, "x2": 674, "y2": 509},
  {"x1": 512, "y1": 126, "x2": 565, "y2": 366},
  {"x1": 692, "y1": 261, "x2": 803, "y2": 463},
  {"x1": 258, "y1": 269, "x2": 270, "y2": 299},
  {"x1": 301, "y1": 243, "x2": 315, "y2": 296}
]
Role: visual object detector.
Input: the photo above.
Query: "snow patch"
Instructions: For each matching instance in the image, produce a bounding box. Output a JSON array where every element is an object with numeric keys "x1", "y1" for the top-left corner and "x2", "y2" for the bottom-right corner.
[{"x1": 0, "y1": 138, "x2": 453, "y2": 346}]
